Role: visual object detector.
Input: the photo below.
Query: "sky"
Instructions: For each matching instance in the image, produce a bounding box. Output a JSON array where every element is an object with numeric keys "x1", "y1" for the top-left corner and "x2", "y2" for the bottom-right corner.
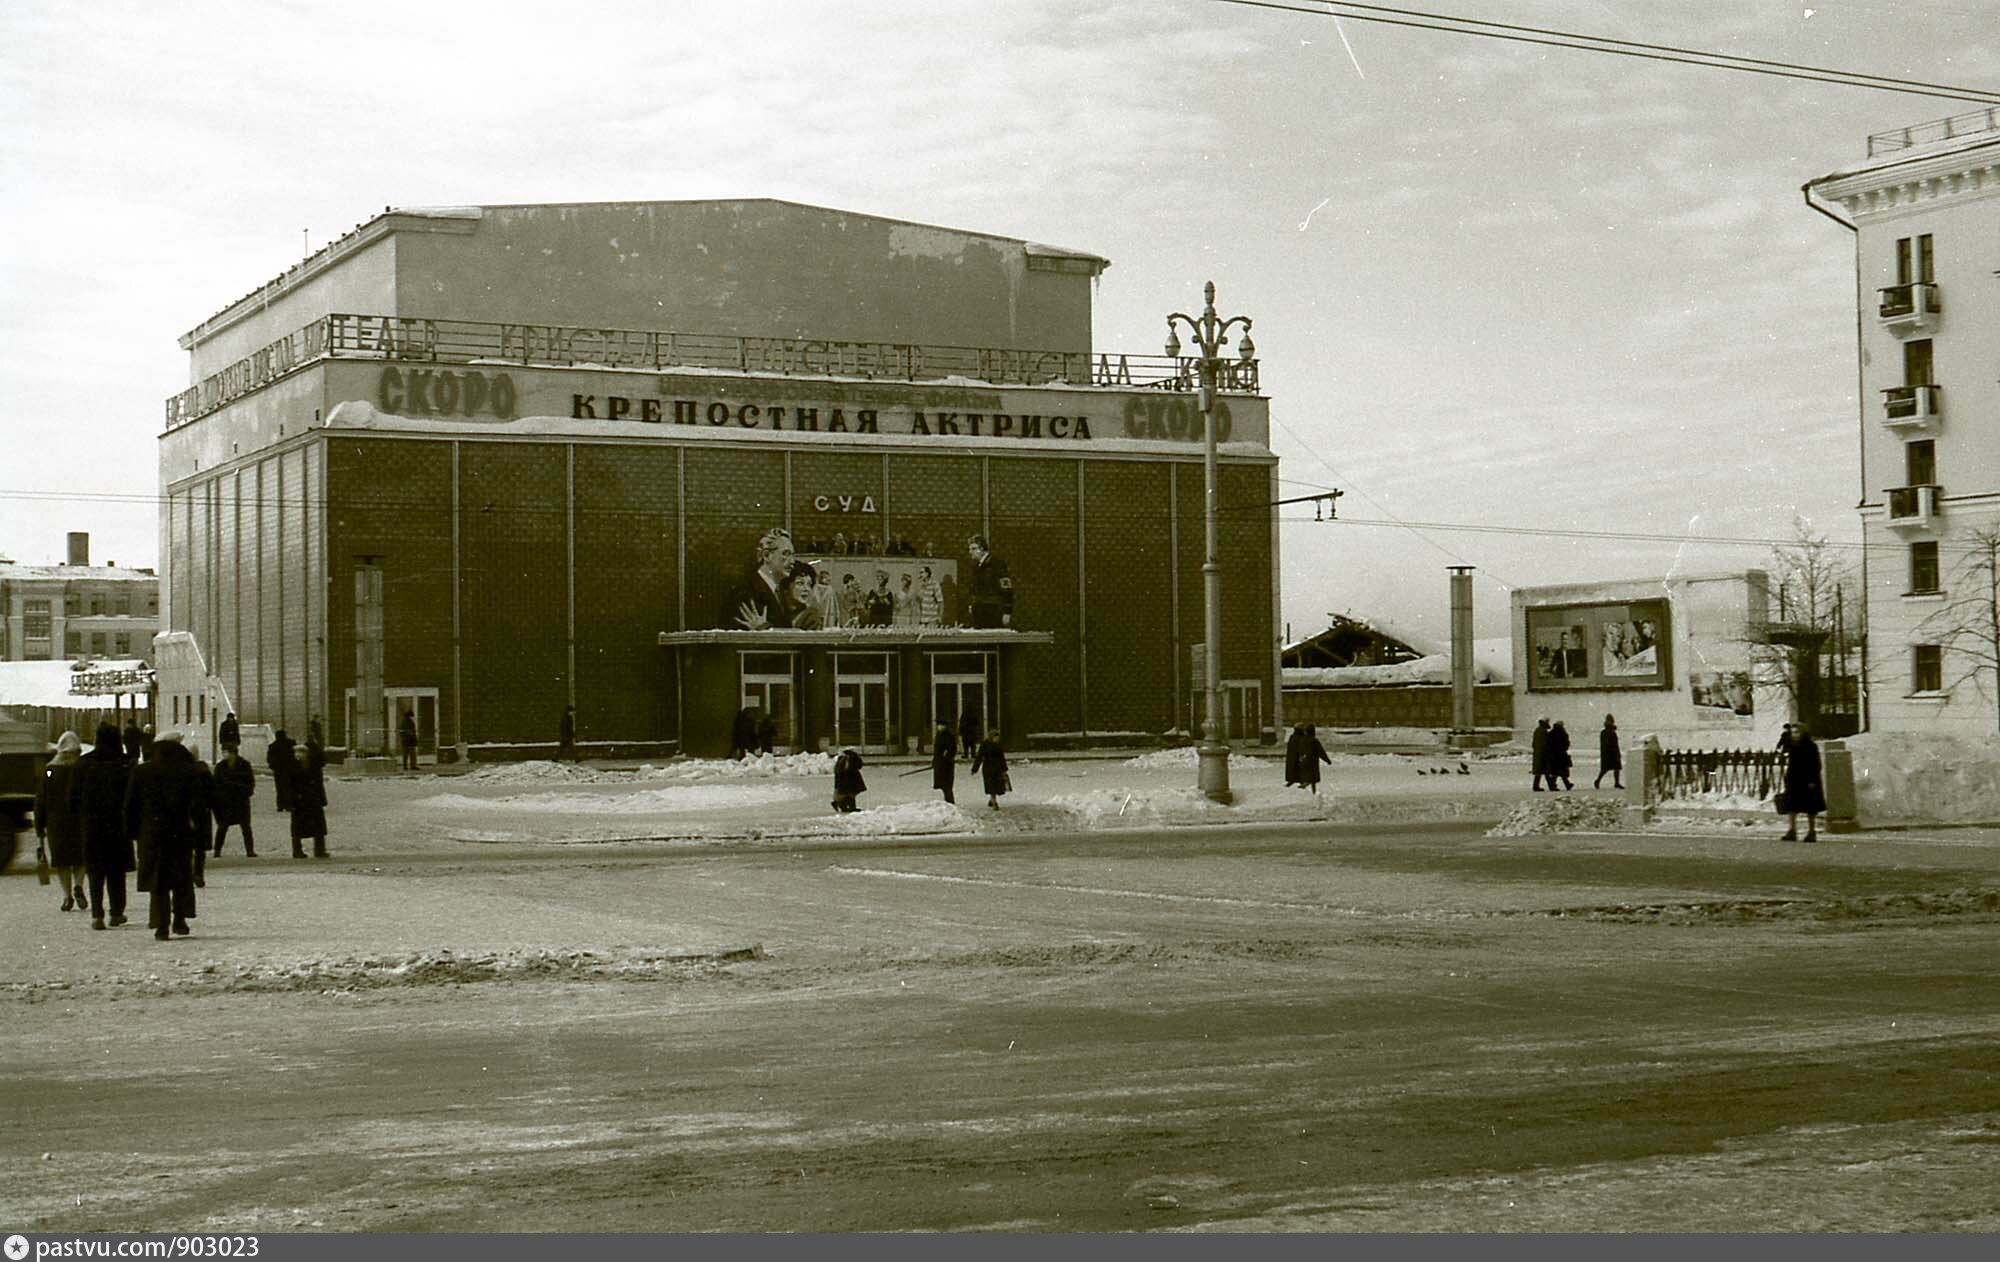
[{"x1": 3, "y1": 0, "x2": 1997, "y2": 645}]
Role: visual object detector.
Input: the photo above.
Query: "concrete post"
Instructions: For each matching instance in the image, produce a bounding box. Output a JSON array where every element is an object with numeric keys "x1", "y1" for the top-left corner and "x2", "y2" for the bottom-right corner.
[
  {"x1": 1822, "y1": 739, "x2": 1859, "y2": 833},
  {"x1": 1448, "y1": 566, "x2": 1475, "y2": 743},
  {"x1": 1622, "y1": 733, "x2": 1660, "y2": 828}
]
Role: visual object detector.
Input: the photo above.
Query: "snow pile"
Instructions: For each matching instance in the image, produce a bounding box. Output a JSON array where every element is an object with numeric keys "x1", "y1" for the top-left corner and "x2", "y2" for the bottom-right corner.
[
  {"x1": 637, "y1": 751, "x2": 837, "y2": 781},
  {"x1": 462, "y1": 760, "x2": 622, "y2": 784},
  {"x1": 1846, "y1": 731, "x2": 2000, "y2": 825},
  {"x1": 787, "y1": 799, "x2": 977, "y2": 837},
  {"x1": 1486, "y1": 794, "x2": 1627, "y2": 836},
  {"x1": 1123, "y1": 746, "x2": 1197, "y2": 770},
  {"x1": 423, "y1": 783, "x2": 803, "y2": 814}
]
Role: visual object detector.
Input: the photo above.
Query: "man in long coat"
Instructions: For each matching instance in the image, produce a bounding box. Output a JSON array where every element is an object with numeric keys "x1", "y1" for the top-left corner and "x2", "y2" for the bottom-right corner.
[
  {"x1": 1530, "y1": 719, "x2": 1551, "y2": 791},
  {"x1": 124, "y1": 733, "x2": 207, "y2": 940},
  {"x1": 931, "y1": 725, "x2": 956, "y2": 805},
  {"x1": 266, "y1": 728, "x2": 298, "y2": 816},
  {"x1": 211, "y1": 745, "x2": 257, "y2": 857},
  {"x1": 72, "y1": 721, "x2": 134, "y2": 929}
]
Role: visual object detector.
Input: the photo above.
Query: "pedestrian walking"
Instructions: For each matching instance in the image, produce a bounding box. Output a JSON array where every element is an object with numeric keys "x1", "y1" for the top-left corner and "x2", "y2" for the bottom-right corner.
[
  {"x1": 730, "y1": 706, "x2": 756, "y2": 760},
  {"x1": 121, "y1": 719, "x2": 144, "y2": 765},
  {"x1": 755, "y1": 709, "x2": 776, "y2": 756},
  {"x1": 124, "y1": 732, "x2": 207, "y2": 940},
  {"x1": 1594, "y1": 715, "x2": 1623, "y2": 790},
  {"x1": 35, "y1": 731, "x2": 87, "y2": 912},
  {"x1": 957, "y1": 708, "x2": 980, "y2": 768},
  {"x1": 189, "y1": 750, "x2": 215, "y2": 887},
  {"x1": 972, "y1": 729, "x2": 1009, "y2": 810},
  {"x1": 1545, "y1": 720, "x2": 1574, "y2": 791},
  {"x1": 292, "y1": 731, "x2": 330, "y2": 859},
  {"x1": 558, "y1": 705, "x2": 578, "y2": 762},
  {"x1": 219, "y1": 711, "x2": 240, "y2": 754},
  {"x1": 211, "y1": 745, "x2": 257, "y2": 857},
  {"x1": 1530, "y1": 718, "x2": 1551, "y2": 791},
  {"x1": 399, "y1": 710, "x2": 419, "y2": 771},
  {"x1": 831, "y1": 748, "x2": 867, "y2": 813},
  {"x1": 931, "y1": 725, "x2": 956, "y2": 805},
  {"x1": 1780, "y1": 724, "x2": 1826, "y2": 843},
  {"x1": 1284, "y1": 723, "x2": 1306, "y2": 787},
  {"x1": 1299, "y1": 724, "x2": 1331, "y2": 796},
  {"x1": 72, "y1": 722, "x2": 133, "y2": 930},
  {"x1": 267, "y1": 728, "x2": 298, "y2": 817}
]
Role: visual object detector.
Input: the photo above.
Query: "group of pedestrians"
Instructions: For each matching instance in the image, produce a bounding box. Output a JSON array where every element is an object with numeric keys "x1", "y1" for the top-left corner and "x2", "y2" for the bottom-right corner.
[
  {"x1": 833, "y1": 714, "x2": 1010, "y2": 814},
  {"x1": 31, "y1": 716, "x2": 333, "y2": 940}
]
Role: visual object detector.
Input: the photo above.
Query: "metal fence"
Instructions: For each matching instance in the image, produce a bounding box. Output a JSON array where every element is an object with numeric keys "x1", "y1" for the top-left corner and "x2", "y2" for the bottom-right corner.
[
  {"x1": 165, "y1": 312, "x2": 1261, "y2": 430},
  {"x1": 1867, "y1": 107, "x2": 2000, "y2": 156},
  {"x1": 1654, "y1": 747, "x2": 1785, "y2": 804}
]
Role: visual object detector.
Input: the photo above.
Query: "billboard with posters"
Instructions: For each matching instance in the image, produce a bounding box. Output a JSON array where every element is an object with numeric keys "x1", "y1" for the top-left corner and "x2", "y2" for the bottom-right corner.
[
  {"x1": 1525, "y1": 600, "x2": 1670, "y2": 690},
  {"x1": 715, "y1": 524, "x2": 967, "y2": 631}
]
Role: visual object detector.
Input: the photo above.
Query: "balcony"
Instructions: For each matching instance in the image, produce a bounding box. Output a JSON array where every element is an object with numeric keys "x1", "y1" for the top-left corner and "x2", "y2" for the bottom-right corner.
[
  {"x1": 1878, "y1": 282, "x2": 1941, "y2": 332},
  {"x1": 1885, "y1": 483, "x2": 1942, "y2": 531},
  {"x1": 1881, "y1": 384, "x2": 1941, "y2": 431}
]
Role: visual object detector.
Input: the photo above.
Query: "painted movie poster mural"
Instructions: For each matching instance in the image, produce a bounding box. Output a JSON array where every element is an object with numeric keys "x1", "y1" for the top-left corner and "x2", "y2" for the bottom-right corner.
[
  {"x1": 1690, "y1": 670, "x2": 1754, "y2": 718},
  {"x1": 1526, "y1": 600, "x2": 1670, "y2": 690},
  {"x1": 718, "y1": 525, "x2": 976, "y2": 630}
]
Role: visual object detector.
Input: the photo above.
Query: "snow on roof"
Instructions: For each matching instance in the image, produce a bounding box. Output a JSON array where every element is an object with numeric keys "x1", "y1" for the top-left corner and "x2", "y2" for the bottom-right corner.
[
  {"x1": 0, "y1": 561, "x2": 158, "y2": 582},
  {"x1": 1285, "y1": 638, "x2": 1513, "y2": 687},
  {"x1": 0, "y1": 660, "x2": 152, "y2": 709}
]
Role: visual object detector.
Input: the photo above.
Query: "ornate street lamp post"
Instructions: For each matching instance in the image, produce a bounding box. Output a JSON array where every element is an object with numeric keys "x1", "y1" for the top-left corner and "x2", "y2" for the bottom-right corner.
[{"x1": 1166, "y1": 282, "x2": 1254, "y2": 804}]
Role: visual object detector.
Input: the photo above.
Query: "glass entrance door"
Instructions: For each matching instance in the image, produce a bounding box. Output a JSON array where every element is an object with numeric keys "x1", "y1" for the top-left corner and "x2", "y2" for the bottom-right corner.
[
  {"x1": 833, "y1": 653, "x2": 893, "y2": 752},
  {"x1": 739, "y1": 653, "x2": 797, "y2": 753},
  {"x1": 929, "y1": 652, "x2": 990, "y2": 750}
]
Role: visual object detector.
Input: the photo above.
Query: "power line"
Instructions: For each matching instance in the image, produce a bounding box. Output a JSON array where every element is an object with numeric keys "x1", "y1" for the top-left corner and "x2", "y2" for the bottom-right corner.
[{"x1": 1215, "y1": 0, "x2": 2000, "y2": 104}]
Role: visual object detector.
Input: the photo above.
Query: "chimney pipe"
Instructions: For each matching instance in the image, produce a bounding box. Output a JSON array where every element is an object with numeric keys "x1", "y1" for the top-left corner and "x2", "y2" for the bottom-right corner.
[{"x1": 67, "y1": 532, "x2": 89, "y2": 566}]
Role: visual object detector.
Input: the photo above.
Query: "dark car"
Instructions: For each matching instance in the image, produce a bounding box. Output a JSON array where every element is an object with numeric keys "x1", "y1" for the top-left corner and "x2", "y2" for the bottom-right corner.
[{"x1": 0, "y1": 714, "x2": 49, "y2": 873}]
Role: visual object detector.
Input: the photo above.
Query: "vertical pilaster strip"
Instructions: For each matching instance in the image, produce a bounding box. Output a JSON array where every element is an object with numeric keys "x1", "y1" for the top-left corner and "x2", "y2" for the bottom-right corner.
[
  {"x1": 275, "y1": 460, "x2": 286, "y2": 729},
  {"x1": 1169, "y1": 467, "x2": 1182, "y2": 735},
  {"x1": 451, "y1": 442, "x2": 463, "y2": 751},
  {"x1": 1076, "y1": 460, "x2": 1087, "y2": 738},
  {"x1": 567, "y1": 443, "x2": 577, "y2": 708},
  {"x1": 676, "y1": 446, "x2": 686, "y2": 753}
]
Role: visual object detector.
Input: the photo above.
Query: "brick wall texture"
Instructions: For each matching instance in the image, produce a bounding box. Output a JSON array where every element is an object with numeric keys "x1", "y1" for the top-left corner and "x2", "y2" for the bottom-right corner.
[{"x1": 168, "y1": 435, "x2": 1275, "y2": 749}]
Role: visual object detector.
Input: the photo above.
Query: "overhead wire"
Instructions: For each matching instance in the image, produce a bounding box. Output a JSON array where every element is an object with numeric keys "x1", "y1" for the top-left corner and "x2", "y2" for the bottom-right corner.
[{"x1": 1213, "y1": 0, "x2": 2000, "y2": 104}]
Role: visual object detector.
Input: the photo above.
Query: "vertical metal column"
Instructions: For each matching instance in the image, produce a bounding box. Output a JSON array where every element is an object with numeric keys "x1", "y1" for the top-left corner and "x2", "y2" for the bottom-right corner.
[{"x1": 1449, "y1": 566, "x2": 1475, "y2": 739}]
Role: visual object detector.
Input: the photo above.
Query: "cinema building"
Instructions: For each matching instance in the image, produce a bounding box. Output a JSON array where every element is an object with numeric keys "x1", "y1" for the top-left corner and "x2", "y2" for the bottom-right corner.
[{"x1": 160, "y1": 200, "x2": 1281, "y2": 759}]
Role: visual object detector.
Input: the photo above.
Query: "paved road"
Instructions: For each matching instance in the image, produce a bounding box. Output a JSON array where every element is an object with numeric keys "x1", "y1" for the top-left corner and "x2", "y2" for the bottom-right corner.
[{"x1": 5, "y1": 821, "x2": 1999, "y2": 1231}]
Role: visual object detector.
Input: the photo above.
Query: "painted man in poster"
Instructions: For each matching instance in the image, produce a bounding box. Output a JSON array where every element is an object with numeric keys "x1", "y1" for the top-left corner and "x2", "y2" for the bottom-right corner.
[
  {"x1": 728, "y1": 527, "x2": 797, "y2": 629},
  {"x1": 966, "y1": 535, "x2": 1014, "y2": 629}
]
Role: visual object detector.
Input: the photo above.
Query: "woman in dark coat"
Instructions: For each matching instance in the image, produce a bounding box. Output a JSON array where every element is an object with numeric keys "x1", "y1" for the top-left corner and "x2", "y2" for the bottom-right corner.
[
  {"x1": 1544, "y1": 720, "x2": 1574, "y2": 791},
  {"x1": 1594, "y1": 715, "x2": 1623, "y2": 790},
  {"x1": 72, "y1": 722, "x2": 134, "y2": 928},
  {"x1": 1299, "y1": 724, "x2": 1331, "y2": 795},
  {"x1": 931, "y1": 725, "x2": 956, "y2": 805},
  {"x1": 1284, "y1": 724, "x2": 1306, "y2": 787},
  {"x1": 972, "y1": 730, "x2": 1008, "y2": 810},
  {"x1": 35, "y1": 731, "x2": 87, "y2": 911},
  {"x1": 125, "y1": 734, "x2": 205, "y2": 939},
  {"x1": 266, "y1": 728, "x2": 297, "y2": 814},
  {"x1": 291, "y1": 737, "x2": 330, "y2": 858},
  {"x1": 1782, "y1": 725, "x2": 1826, "y2": 843},
  {"x1": 1530, "y1": 718, "x2": 1551, "y2": 791},
  {"x1": 831, "y1": 749, "x2": 867, "y2": 813}
]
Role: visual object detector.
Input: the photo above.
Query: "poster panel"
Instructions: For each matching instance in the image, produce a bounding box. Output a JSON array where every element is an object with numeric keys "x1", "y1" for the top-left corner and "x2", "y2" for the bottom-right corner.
[
  {"x1": 1690, "y1": 669, "x2": 1754, "y2": 719},
  {"x1": 708, "y1": 524, "x2": 972, "y2": 630},
  {"x1": 1525, "y1": 600, "x2": 1670, "y2": 690}
]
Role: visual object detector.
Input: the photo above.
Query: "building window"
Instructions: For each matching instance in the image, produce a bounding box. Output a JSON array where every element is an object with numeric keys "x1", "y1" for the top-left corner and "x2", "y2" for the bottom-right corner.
[
  {"x1": 114, "y1": 593, "x2": 130, "y2": 616},
  {"x1": 64, "y1": 593, "x2": 82, "y2": 616},
  {"x1": 1911, "y1": 644, "x2": 1943, "y2": 693},
  {"x1": 92, "y1": 632, "x2": 109, "y2": 656},
  {"x1": 1909, "y1": 542, "x2": 1940, "y2": 595},
  {"x1": 23, "y1": 599, "x2": 51, "y2": 659},
  {"x1": 1905, "y1": 439, "x2": 1936, "y2": 488},
  {"x1": 65, "y1": 630, "x2": 83, "y2": 655},
  {"x1": 114, "y1": 633, "x2": 131, "y2": 656},
  {"x1": 89, "y1": 594, "x2": 105, "y2": 616},
  {"x1": 1896, "y1": 234, "x2": 1935, "y2": 285},
  {"x1": 1902, "y1": 339, "x2": 1934, "y2": 388}
]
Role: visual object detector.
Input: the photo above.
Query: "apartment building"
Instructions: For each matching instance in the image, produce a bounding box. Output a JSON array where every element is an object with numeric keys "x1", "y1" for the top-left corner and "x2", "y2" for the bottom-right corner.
[
  {"x1": 0, "y1": 533, "x2": 160, "y2": 664},
  {"x1": 1806, "y1": 109, "x2": 2000, "y2": 736}
]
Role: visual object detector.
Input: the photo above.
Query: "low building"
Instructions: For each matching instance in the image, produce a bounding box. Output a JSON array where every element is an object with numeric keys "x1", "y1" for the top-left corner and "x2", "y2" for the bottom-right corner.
[
  {"x1": 1512, "y1": 571, "x2": 1779, "y2": 749},
  {"x1": 160, "y1": 200, "x2": 1282, "y2": 760},
  {"x1": 0, "y1": 533, "x2": 160, "y2": 664}
]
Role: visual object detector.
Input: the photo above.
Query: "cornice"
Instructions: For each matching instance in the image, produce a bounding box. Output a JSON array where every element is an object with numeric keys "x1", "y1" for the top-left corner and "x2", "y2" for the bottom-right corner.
[{"x1": 1813, "y1": 141, "x2": 2000, "y2": 218}]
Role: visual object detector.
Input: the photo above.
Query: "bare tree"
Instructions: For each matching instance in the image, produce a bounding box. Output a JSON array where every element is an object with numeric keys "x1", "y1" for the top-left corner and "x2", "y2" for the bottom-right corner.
[
  {"x1": 1914, "y1": 523, "x2": 2000, "y2": 735},
  {"x1": 1757, "y1": 516, "x2": 1865, "y2": 731}
]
